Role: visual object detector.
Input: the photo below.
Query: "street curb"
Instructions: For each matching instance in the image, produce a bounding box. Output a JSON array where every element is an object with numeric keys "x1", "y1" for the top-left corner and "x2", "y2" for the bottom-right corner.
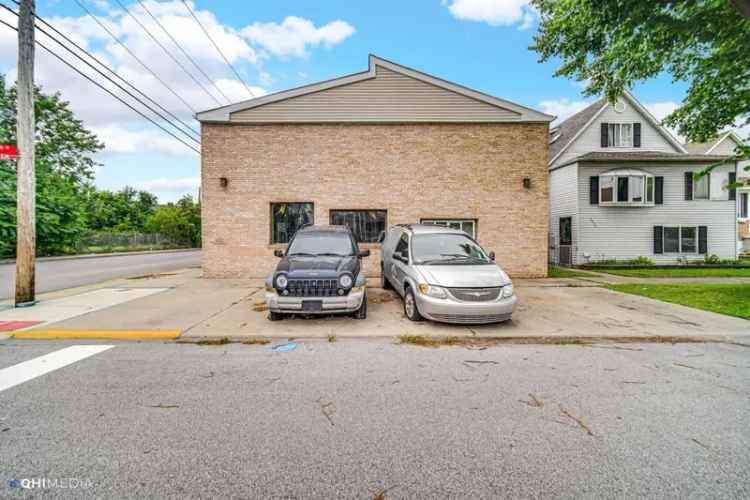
[
  {"x1": 0, "y1": 248, "x2": 199, "y2": 265},
  {"x1": 173, "y1": 334, "x2": 750, "y2": 347},
  {"x1": 12, "y1": 330, "x2": 181, "y2": 340}
]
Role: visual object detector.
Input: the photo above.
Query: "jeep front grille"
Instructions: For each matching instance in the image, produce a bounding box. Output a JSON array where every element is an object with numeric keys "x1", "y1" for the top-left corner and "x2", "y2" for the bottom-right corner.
[
  {"x1": 447, "y1": 287, "x2": 501, "y2": 302},
  {"x1": 286, "y1": 279, "x2": 343, "y2": 297}
]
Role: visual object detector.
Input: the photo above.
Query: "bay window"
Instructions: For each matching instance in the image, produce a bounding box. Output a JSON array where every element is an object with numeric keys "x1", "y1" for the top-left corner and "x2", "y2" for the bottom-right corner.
[{"x1": 599, "y1": 169, "x2": 655, "y2": 206}]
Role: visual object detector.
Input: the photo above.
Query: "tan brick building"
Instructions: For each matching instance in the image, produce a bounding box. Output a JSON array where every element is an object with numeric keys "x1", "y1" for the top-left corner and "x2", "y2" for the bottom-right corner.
[{"x1": 197, "y1": 55, "x2": 553, "y2": 279}]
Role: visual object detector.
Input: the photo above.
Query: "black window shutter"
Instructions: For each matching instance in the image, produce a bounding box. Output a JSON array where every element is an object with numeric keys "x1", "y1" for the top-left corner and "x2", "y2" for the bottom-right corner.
[
  {"x1": 728, "y1": 172, "x2": 737, "y2": 200},
  {"x1": 684, "y1": 172, "x2": 693, "y2": 200},
  {"x1": 655, "y1": 176, "x2": 664, "y2": 204},
  {"x1": 590, "y1": 176, "x2": 599, "y2": 204},
  {"x1": 633, "y1": 123, "x2": 641, "y2": 147},
  {"x1": 698, "y1": 226, "x2": 708, "y2": 254},
  {"x1": 653, "y1": 226, "x2": 663, "y2": 254},
  {"x1": 600, "y1": 123, "x2": 608, "y2": 147}
]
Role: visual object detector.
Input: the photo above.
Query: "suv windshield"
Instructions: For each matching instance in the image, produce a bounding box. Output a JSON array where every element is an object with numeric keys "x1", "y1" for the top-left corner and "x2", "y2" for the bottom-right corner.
[
  {"x1": 411, "y1": 234, "x2": 490, "y2": 265},
  {"x1": 287, "y1": 232, "x2": 355, "y2": 257}
]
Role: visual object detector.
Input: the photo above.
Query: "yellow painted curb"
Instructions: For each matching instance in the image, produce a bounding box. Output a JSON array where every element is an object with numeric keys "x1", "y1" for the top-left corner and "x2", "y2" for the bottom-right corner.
[{"x1": 12, "y1": 330, "x2": 181, "y2": 340}]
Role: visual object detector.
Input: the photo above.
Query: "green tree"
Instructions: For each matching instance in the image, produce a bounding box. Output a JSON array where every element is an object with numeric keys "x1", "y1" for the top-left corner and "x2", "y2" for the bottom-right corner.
[
  {"x1": 531, "y1": 0, "x2": 750, "y2": 144},
  {"x1": 144, "y1": 195, "x2": 201, "y2": 247},
  {"x1": 0, "y1": 75, "x2": 102, "y2": 256},
  {"x1": 84, "y1": 186, "x2": 158, "y2": 232}
]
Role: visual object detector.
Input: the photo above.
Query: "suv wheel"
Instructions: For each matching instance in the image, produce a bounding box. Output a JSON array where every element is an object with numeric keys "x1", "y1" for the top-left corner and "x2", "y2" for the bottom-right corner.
[
  {"x1": 403, "y1": 286, "x2": 423, "y2": 321},
  {"x1": 353, "y1": 291, "x2": 367, "y2": 320},
  {"x1": 268, "y1": 311, "x2": 284, "y2": 321},
  {"x1": 380, "y1": 263, "x2": 392, "y2": 290}
]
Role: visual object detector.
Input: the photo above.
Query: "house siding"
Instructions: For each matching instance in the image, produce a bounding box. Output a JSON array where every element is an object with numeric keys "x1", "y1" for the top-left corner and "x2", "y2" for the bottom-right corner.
[
  {"x1": 549, "y1": 163, "x2": 579, "y2": 264},
  {"x1": 576, "y1": 163, "x2": 737, "y2": 263},
  {"x1": 201, "y1": 122, "x2": 550, "y2": 279},
  {"x1": 552, "y1": 98, "x2": 682, "y2": 169},
  {"x1": 230, "y1": 65, "x2": 522, "y2": 123}
]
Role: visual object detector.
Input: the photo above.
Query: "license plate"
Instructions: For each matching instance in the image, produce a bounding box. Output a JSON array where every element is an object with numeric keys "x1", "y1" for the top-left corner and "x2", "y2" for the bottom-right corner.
[{"x1": 302, "y1": 300, "x2": 322, "y2": 312}]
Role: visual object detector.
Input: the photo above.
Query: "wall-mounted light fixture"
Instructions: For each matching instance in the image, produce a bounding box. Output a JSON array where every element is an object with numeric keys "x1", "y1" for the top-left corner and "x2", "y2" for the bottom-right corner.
[
  {"x1": 219, "y1": 177, "x2": 228, "y2": 188},
  {"x1": 523, "y1": 177, "x2": 532, "y2": 189}
]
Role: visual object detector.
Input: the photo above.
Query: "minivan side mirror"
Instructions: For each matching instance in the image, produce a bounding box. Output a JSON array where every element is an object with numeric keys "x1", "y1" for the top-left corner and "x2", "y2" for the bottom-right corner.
[
  {"x1": 377, "y1": 231, "x2": 386, "y2": 244},
  {"x1": 273, "y1": 249, "x2": 284, "y2": 258},
  {"x1": 358, "y1": 249, "x2": 371, "y2": 258},
  {"x1": 393, "y1": 251, "x2": 406, "y2": 263},
  {"x1": 489, "y1": 251, "x2": 496, "y2": 262}
]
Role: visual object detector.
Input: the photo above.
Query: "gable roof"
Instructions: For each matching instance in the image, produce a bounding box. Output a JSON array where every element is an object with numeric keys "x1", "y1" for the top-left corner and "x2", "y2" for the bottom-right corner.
[
  {"x1": 548, "y1": 90, "x2": 688, "y2": 166},
  {"x1": 685, "y1": 131, "x2": 746, "y2": 154},
  {"x1": 196, "y1": 54, "x2": 554, "y2": 123}
]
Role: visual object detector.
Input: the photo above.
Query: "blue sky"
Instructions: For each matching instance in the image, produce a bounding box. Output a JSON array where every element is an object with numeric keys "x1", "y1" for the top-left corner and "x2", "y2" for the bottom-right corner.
[{"x1": 0, "y1": 0, "x2": 689, "y2": 202}]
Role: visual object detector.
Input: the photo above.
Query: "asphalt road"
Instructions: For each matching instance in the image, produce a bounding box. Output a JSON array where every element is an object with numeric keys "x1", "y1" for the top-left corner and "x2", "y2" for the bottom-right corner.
[
  {"x1": 0, "y1": 251, "x2": 201, "y2": 300},
  {"x1": 1, "y1": 339, "x2": 748, "y2": 499}
]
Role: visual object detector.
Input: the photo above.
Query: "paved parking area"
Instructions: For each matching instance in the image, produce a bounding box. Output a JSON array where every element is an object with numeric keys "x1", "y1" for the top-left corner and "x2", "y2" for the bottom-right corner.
[
  {"x1": 7, "y1": 268, "x2": 749, "y2": 342},
  {"x1": 1, "y1": 339, "x2": 749, "y2": 498}
]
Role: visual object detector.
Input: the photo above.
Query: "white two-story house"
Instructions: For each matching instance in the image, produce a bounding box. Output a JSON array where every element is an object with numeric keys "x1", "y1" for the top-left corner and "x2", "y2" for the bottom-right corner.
[{"x1": 548, "y1": 91, "x2": 738, "y2": 265}]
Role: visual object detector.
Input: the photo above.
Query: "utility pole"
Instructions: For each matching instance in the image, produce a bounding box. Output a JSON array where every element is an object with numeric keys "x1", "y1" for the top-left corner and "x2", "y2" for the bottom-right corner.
[{"x1": 15, "y1": 0, "x2": 36, "y2": 306}]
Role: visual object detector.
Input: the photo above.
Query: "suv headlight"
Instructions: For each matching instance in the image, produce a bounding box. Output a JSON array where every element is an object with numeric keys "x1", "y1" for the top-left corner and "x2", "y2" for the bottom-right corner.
[
  {"x1": 339, "y1": 274, "x2": 353, "y2": 289},
  {"x1": 501, "y1": 284, "x2": 514, "y2": 298},
  {"x1": 418, "y1": 283, "x2": 447, "y2": 299},
  {"x1": 275, "y1": 274, "x2": 288, "y2": 289}
]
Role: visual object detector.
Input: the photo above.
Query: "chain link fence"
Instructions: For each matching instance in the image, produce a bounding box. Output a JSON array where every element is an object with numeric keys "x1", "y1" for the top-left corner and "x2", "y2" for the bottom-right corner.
[{"x1": 74, "y1": 232, "x2": 193, "y2": 253}]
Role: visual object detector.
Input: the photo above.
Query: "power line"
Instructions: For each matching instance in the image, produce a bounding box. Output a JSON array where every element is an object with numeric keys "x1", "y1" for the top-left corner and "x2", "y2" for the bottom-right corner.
[
  {"x1": 72, "y1": 0, "x2": 198, "y2": 115},
  {"x1": 3, "y1": 1, "x2": 200, "y2": 142},
  {"x1": 136, "y1": 0, "x2": 231, "y2": 104},
  {"x1": 181, "y1": 0, "x2": 255, "y2": 99},
  {"x1": 111, "y1": 0, "x2": 224, "y2": 106},
  {"x1": 0, "y1": 19, "x2": 200, "y2": 154}
]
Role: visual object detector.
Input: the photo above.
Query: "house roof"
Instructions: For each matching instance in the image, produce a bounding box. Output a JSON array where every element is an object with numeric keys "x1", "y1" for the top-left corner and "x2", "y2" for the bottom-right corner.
[
  {"x1": 196, "y1": 54, "x2": 555, "y2": 123},
  {"x1": 684, "y1": 131, "x2": 746, "y2": 155},
  {"x1": 567, "y1": 151, "x2": 731, "y2": 166},
  {"x1": 548, "y1": 91, "x2": 688, "y2": 166},
  {"x1": 549, "y1": 99, "x2": 606, "y2": 160}
]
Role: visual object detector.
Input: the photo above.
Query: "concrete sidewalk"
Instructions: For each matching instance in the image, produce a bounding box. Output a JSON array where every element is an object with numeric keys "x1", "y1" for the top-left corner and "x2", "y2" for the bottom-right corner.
[
  {"x1": 566, "y1": 268, "x2": 750, "y2": 285},
  {"x1": 6, "y1": 268, "x2": 747, "y2": 344}
]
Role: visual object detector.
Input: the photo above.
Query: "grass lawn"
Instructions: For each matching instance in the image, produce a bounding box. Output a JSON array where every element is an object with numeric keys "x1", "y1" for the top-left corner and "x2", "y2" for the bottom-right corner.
[
  {"x1": 594, "y1": 267, "x2": 750, "y2": 278},
  {"x1": 607, "y1": 284, "x2": 750, "y2": 320},
  {"x1": 548, "y1": 265, "x2": 592, "y2": 278}
]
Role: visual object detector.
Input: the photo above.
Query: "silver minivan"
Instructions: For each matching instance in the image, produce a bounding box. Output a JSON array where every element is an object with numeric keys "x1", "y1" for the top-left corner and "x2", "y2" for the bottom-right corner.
[{"x1": 379, "y1": 224, "x2": 516, "y2": 324}]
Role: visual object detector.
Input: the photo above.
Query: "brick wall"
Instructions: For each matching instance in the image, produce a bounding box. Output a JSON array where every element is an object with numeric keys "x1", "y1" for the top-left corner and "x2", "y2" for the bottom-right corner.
[{"x1": 201, "y1": 123, "x2": 549, "y2": 278}]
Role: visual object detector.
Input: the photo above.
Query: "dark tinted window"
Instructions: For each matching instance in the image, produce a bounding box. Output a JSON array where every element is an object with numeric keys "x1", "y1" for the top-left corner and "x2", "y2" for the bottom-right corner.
[
  {"x1": 287, "y1": 232, "x2": 355, "y2": 256},
  {"x1": 559, "y1": 217, "x2": 572, "y2": 245},
  {"x1": 394, "y1": 233, "x2": 409, "y2": 256},
  {"x1": 663, "y1": 227, "x2": 680, "y2": 253},
  {"x1": 330, "y1": 210, "x2": 386, "y2": 243},
  {"x1": 411, "y1": 234, "x2": 490, "y2": 265},
  {"x1": 271, "y1": 203, "x2": 313, "y2": 244}
]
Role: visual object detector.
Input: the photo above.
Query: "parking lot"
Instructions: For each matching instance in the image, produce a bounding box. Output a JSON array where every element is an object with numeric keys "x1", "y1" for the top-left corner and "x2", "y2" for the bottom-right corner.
[{"x1": 8, "y1": 268, "x2": 748, "y2": 343}]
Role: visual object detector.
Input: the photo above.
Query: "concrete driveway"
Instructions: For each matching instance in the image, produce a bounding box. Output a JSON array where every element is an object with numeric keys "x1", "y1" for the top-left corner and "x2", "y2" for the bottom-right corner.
[{"x1": 16, "y1": 269, "x2": 748, "y2": 343}]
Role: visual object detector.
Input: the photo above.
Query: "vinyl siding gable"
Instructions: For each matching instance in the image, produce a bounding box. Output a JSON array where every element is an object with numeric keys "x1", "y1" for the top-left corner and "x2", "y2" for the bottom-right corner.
[
  {"x1": 551, "y1": 98, "x2": 682, "y2": 168},
  {"x1": 230, "y1": 65, "x2": 523, "y2": 123}
]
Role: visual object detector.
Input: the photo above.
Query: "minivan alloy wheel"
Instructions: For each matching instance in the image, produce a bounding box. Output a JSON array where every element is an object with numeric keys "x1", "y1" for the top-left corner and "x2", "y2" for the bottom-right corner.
[{"x1": 404, "y1": 287, "x2": 422, "y2": 321}]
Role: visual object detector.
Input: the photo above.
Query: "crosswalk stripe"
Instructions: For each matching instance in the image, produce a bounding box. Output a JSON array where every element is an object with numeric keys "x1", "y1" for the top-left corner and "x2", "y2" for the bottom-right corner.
[{"x1": 0, "y1": 345, "x2": 114, "y2": 393}]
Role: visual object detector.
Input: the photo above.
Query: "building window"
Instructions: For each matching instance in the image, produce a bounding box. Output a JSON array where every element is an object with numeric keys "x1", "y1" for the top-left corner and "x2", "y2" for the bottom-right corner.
[
  {"x1": 421, "y1": 219, "x2": 476, "y2": 238},
  {"x1": 662, "y1": 226, "x2": 698, "y2": 253},
  {"x1": 693, "y1": 174, "x2": 710, "y2": 200},
  {"x1": 271, "y1": 202, "x2": 313, "y2": 244},
  {"x1": 600, "y1": 173, "x2": 654, "y2": 206},
  {"x1": 330, "y1": 210, "x2": 387, "y2": 243},
  {"x1": 559, "y1": 217, "x2": 572, "y2": 245},
  {"x1": 608, "y1": 123, "x2": 633, "y2": 148},
  {"x1": 741, "y1": 192, "x2": 749, "y2": 218}
]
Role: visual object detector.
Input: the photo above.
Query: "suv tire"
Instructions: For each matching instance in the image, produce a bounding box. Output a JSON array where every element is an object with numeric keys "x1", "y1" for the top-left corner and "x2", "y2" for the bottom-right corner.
[
  {"x1": 268, "y1": 311, "x2": 284, "y2": 321},
  {"x1": 353, "y1": 291, "x2": 368, "y2": 320},
  {"x1": 403, "y1": 286, "x2": 423, "y2": 321},
  {"x1": 380, "y1": 263, "x2": 392, "y2": 290}
]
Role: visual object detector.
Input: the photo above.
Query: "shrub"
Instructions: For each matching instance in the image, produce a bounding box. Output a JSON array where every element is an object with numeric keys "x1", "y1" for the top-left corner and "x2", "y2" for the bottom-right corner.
[{"x1": 631, "y1": 256, "x2": 655, "y2": 266}]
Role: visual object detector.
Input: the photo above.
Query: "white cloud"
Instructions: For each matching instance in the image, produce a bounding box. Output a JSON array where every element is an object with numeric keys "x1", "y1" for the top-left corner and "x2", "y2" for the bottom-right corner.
[
  {"x1": 444, "y1": 0, "x2": 537, "y2": 29},
  {"x1": 645, "y1": 101, "x2": 679, "y2": 122},
  {"x1": 539, "y1": 98, "x2": 591, "y2": 125},
  {"x1": 135, "y1": 176, "x2": 200, "y2": 203},
  {"x1": 93, "y1": 124, "x2": 194, "y2": 156},
  {"x1": 241, "y1": 16, "x2": 355, "y2": 57}
]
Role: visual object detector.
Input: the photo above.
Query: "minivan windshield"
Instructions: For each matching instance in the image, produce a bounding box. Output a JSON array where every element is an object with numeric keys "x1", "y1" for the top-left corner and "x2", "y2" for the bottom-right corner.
[
  {"x1": 411, "y1": 234, "x2": 491, "y2": 265},
  {"x1": 287, "y1": 232, "x2": 356, "y2": 257}
]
